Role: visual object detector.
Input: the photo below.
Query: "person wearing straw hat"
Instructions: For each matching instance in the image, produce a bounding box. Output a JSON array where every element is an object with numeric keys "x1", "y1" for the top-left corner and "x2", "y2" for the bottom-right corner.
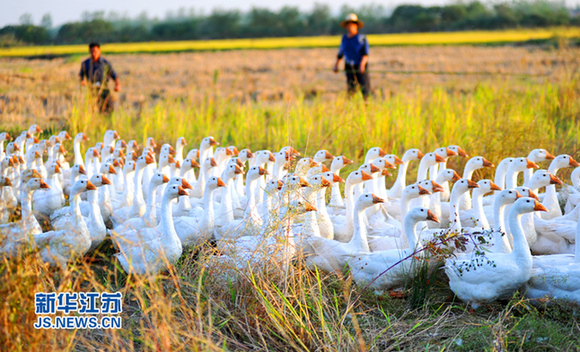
[{"x1": 333, "y1": 13, "x2": 370, "y2": 99}]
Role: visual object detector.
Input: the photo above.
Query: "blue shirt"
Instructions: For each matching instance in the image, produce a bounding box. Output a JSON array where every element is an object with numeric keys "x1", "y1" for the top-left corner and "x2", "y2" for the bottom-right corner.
[
  {"x1": 337, "y1": 34, "x2": 369, "y2": 66},
  {"x1": 79, "y1": 57, "x2": 118, "y2": 87}
]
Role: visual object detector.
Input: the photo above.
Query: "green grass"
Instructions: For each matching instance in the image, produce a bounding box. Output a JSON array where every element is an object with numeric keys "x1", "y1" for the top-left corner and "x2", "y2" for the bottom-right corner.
[{"x1": 1, "y1": 27, "x2": 579, "y2": 57}]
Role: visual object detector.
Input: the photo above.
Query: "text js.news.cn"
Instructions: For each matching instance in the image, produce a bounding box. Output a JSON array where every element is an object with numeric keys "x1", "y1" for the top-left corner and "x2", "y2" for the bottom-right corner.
[{"x1": 34, "y1": 292, "x2": 123, "y2": 329}]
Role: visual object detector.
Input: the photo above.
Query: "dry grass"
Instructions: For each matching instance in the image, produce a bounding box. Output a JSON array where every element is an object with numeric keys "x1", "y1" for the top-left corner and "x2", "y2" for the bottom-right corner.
[{"x1": 1, "y1": 44, "x2": 580, "y2": 350}]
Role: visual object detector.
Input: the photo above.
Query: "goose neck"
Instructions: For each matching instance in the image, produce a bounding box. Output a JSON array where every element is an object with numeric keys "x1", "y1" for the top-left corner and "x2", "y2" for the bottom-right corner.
[
  {"x1": 348, "y1": 204, "x2": 370, "y2": 252},
  {"x1": 507, "y1": 208, "x2": 532, "y2": 262},
  {"x1": 403, "y1": 216, "x2": 420, "y2": 250}
]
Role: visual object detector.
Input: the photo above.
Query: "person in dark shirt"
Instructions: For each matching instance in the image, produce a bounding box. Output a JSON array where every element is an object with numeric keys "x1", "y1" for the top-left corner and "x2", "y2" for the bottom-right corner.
[
  {"x1": 333, "y1": 14, "x2": 371, "y2": 99},
  {"x1": 79, "y1": 42, "x2": 121, "y2": 114}
]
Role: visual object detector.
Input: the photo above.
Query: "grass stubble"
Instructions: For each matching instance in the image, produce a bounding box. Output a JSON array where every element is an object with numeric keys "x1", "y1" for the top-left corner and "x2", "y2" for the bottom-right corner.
[{"x1": 1, "y1": 42, "x2": 580, "y2": 351}]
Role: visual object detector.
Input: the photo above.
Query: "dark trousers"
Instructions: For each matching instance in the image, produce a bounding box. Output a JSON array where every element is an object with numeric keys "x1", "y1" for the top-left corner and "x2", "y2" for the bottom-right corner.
[
  {"x1": 345, "y1": 63, "x2": 371, "y2": 99},
  {"x1": 92, "y1": 88, "x2": 114, "y2": 115}
]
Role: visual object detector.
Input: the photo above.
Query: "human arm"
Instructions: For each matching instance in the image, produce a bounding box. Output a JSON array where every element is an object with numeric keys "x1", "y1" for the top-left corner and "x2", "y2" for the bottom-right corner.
[
  {"x1": 114, "y1": 77, "x2": 120, "y2": 92},
  {"x1": 79, "y1": 61, "x2": 87, "y2": 86},
  {"x1": 359, "y1": 55, "x2": 368, "y2": 74},
  {"x1": 334, "y1": 37, "x2": 345, "y2": 73}
]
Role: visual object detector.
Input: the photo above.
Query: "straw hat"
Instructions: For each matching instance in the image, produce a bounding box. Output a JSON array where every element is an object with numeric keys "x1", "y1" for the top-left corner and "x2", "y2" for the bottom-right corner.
[{"x1": 340, "y1": 13, "x2": 364, "y2": 28}]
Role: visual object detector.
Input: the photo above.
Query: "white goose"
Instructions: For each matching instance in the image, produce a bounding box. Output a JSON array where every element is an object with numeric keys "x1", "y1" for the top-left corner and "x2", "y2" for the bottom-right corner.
[
  {"x1": 332, "y1": 170, "x2": 373, "y2": 242},
  {"x1": 112, "y1": 172, "x2": 169, "y2": 235},
  {"x1": 525, "y1": 220, "x2": 580, "y2": 304},
  {"x1": 0, "y1": 178, "x2": 49, "y2": 257},
  {"x1": 328, "y1": 156, "x2": 354, "y2": 207},
  {"x1": 387, "y1": 149, "x2": 423, "y2": 199},
  {"x1": 33, "y1": 162, "x2": 65, "y2": 222},
  {"x1": 541, "y1": 154, "x2": 579, "y2": 220},
  {"x1": 458, "y1": 156, "x2": 494, "y2": 210},
  {"x1": 348, "y1": 207, "x2": 440, "y2": 292},
  {"x1": 523, "y1": 149, "x2": 555, "y2": 185},
  {"x1": 459, "y1": 180, "x2": 502, "y2": 229},
  {"x1": 115, "y1": 184, "x2": 188, "y2": 276},
  {"x1": 445, "y1": 197, "x2": 547, "y2": 308},
  {"x1": 34, "y1": 180, "x2": 96, "y2": 269}
]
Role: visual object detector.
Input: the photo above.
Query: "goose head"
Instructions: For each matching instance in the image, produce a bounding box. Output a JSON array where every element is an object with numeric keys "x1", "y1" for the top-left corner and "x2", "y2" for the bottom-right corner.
[
  {"x1": 89, "y1": 173, "x2": 112, "y2": 188},
  {"x1": 71, "y1": 179, "x2": 97, "y2": 196},
  {"x1": 331, "y1": 156, "x2": 354, "y2": 170},
  {"x1": 54, "y1": 143, "x2": 67, "y2": 157},
  {"x1": 103, "y1": 130, "x2": 120, "y2": 146},
  {"x1": 510, "y1": 157, "x2": 539, "y2": 172},
  {"x1": 227, "y1": 146, "x2": 239, "y2": 157},
  {"x1": 74, "y1": 132, "x2": 89, "y2": 143},
  {"x1": 85, "y1": 147, "x2": 100, "y2": 163},
  {"x1": 436, "y1": 169, "x2": 461, "y2": 183},
  {"x1": 372, "y1": 157, "x2": 396, "y2": 171},
  {"x1": 150, "y1": 172, "x2": 170, "y2": 187},
  {"x1": 434, "y1": 146, "x2": 457, "y2": 160},
  {"x1": 238, "y1": 148, "x2": 254, "y2": 162},
  {"x1": 385, "y1": 154, "x2": 404, "y2": 166},
  {"x1": 419, "y1": 152, "x2": 446, "y2": 169},
  {"x1": 515, "y1": 187, "x2": 540, "y2": 201},
  {"x1": 322, "y1": 171, "x2": 345, "y2": 185},
  {"x1": 45, "y1": 136, "x2": 58, "y2": 149},
  {"x1": 136, "y1": 155, "x2": 155, "y2": 169},
  {"x1": 176, "y1": 137, "x2": 187, "y2": 149},
  {"x1": 528, "y1": 170, "x2": 562, "y2": 190},
  {"x1": 168, "y1": 176, "x2": 193, "y2": 190},
  {"x1": 99, "y1": 162, "x2": 117, "y2": 175},
  {"x1": 123, "y1": 160, "x2": 136, "y2": 174},
  {"x1": 495, "y1": 189, "x2": 522, "y2": 207},
  {"x1": 0, "y1": 132, "x2": 12, "y2": 142},
  {"x1": 186, "y1": 148, "x2": 200, "y2": 161},
  {"x1": 69, "y1": 164, "x2": 87, "y2": 179},
  {"x1": 6, "y1": 142, "x2": 18, "y2": 155},
  {"x1": 358, "y1": 162, "x2": 380, "y2": 176},
  {"x1": 407, "y1": 207, "x2": 440, "y2": 224},
  {"x1": 295, "y1": 157, "x2": 319, "y2": 175},
  {"x1": 528, "y1": 149, "x2": 556, "y2": 163},
  {"x1": 247, "y1": 166, "x2": 268, "y2": 183},
  {"x1": 126, "y1": 151, "x2": 138, "y2": 163},
  {"x1": 255, "y1": 150, "x2": 275, "y2": 165},
  {"x1": 2, "y1": 156, "x2": 15, "y2": 169},
  {"x1": 0, "y1": 175, "x2": 12, "y2": 187},
  {"x1": 402, "y1": 183, "x2": 431, "y2": 201},
  {"x1": 451, "y1": 178, "x2": 480, "y2": 197},
  {"x1": 57, "y1": 131, "x2": 72, "y2": 142},
  {"x1": 47, "y1": 162, "x2": 62, "y2": 177},
  {"x1": 206, "y1": 176, "x2": 227, "y2": 191},
  {"x1": 473, "y1": 179, "x2": 502, "y2": 196},
  {"x1": 310, "y1": 164, "x2": 330, "y2": 175},
  {"x1": 265, "y1": 179, "x2": 284, "y2": 193},
  {"x1": 164, "y1": 184, "x2": 189, "y2": 201},
  {"x1": 146, "y1": 137, "x2": 157, "y2": 149},
  {"x1": 497, "y1": 157, "x2": 515, "y2": 172},
  {"x1": 550, "y1": 154, "x2": 580, "y2": 170},
  {"x1": 309, "y1": 174, "x2": 332, "y2": 190},
  {"x1": 200, "y1": 136, "x2": 219, "y2": 152},
  {"x1": 355, "y1": 193, "x2": 385, "y2": 210},
  {"x1": 223, "y1": 163, "x2": 243, "y2": 181},
  {"x1": 182, "y1": 158, "x2": 201, "y2": 173},
  {"x1": 465, "y1": 156, "x2": 494, "y2": 171},
  {"x1": 286, "y1": 174, "x2": 311, "y2": 189},
  {"x1": 346, "y1": 170, "x2": 373, "y2": 187},
  {"x1": 448, "y1": 145, "x2": 468, "y2": 158},
  {"x1": 28, "y1": 124, "x2": 42, "y2": 136},
  {"x1": 418, "y1": 179, "x2": 444, "y2": 193},
  {"x1": 402, "y1": 148, "x2": 424, "y2": 162},
  {"x1": 127, "y1": 140, "x2": 138, "y2": 153},
  {"x1": 364, "y1": 147, "x2": 386, "y2": 162},
  {"x1": 115, "y1": 139, "x2": 128, "y2": 150},
  {"x1": 200, "y1": 157, "x2": 218, "y2": 172},
  {"x1": 313, "y1": 149, "x2": 334, "y2": 163},
  {"x1": 27, "y1": 177, "x2": 50, "y2": 192},
  {"x1": 280, "y1": 146, "x2": 300, "y2": 157},
  {"x1": 157, "y1": 154, "x2": 173, "y2": 169},
  {"x1": 160, "y1": 144, "x2": 176, "y2": 157},
  {"x1": 512, "y1": 197, "x2": 548, "y2": 215}
]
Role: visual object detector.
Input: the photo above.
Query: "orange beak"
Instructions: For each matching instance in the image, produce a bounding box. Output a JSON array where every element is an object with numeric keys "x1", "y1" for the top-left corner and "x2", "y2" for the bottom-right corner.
[
  {"x1": 82, "y1": 133, "x2": 89, "y2": 141},
  {"x1": 361, "y1": 171, "x2": 373, "y2": 181},
  {"x1": 304, "y1": 202, "x2": 317, "y2": 212},
  {"x1": 343, "y1": 157, "x2": 354, "y2": 165},
  {"x1": 268, "y1": 152, "x2": 276, "y2": 162},
  {"x1": 333, "y1": 173, "x2": 345, "y2": 183},
  {"x1": 320, "y1": 178, "x2": 331, "y2": 187},
  {"x1": 225, "y1": 148, "x2": 233, "y2": 156},
  {"x1": 321, "y1": 164, "x2": 330, "y2": 172},
  {"x1": 168, "y1": 146, "x2": 177, "y2": 156},
  {"x1": 431, "y1": 181, "x2": 444, "y2": 193},
  {"x1": 549, "y1": 173, "x2": 563, "y2": 185},
  {"x1": 277, "y1": 180, "x2": 284, "y2": 190},
  {"x1": 40, "y1": 180, "x2": 50, "y2": 189},
  {"x1": 482, "y1": 158, "x2": 494, "y2": 168},
  {"x1": 113, "y1": 131, "x2": 120, "y2": 139},
  {"x1": 162, "y1": 174, "x2": 169, "y2": 183},
  {"x1": 435, "y1": 154, "x2": 446, "y2": 163},
  {"x1": 36, "y1": 125, "x2": 42, "y2": 134},
  {"x1": 93, "y1": 149, "x2": 100, "y2": 158},
  {"x1": 490, "y1": 182, "x2": 502, "y2": 191},
  {"x1": 514, "y1": 191, "x2": 522, "y2": 199},
  {"x1": 369, "y1": 163, "x2": 380, "y2": 173},
  {"x1": 167, "y1": 155, "x2": 176, "y2": 164},
  {"x1": 191, "y1": 159, "x2": 201, "y2": 168},
  {"x1": 467, "y1": 179, "x2": 480, "y2": 188},
  {"x1": 378, "y1": 148, "x2": 387, "y2": 157},
  {"x1": 325, "y1": 150, "x2": 334, "y2": 160},
  {"x1": 528, "y1": 190, "x2": 540, "y2": 201},
  {"x1": 569, "y1": 157, "x2": 580, "y2": 167},
  {"x1": 210, "y1": 157, "x2": 218, "y2": 167},
  {"x1": 418, "y1": 185, "x2": 431, "y2": 195},
  {"x1": 79, "y1": 165, "x2": 87, "y2": 175},
  {"x1": 393, "y1": 156, "x2": 404, "y2": 165},
  {"x1": 245, "y1": 150, "x2": 254, "y2": 158},
  {"x1": 258, "y1": 166, "x2": 268, "y2": 176},
  {"x1": 209, "y1": 137, "x2": 219, "y2": 146},
  {"x1": 526, "y1": 158, "x2": 539, "y2": 169},
  {"x1": 178, "y1": 186, "x2": 189, "y2": 196},
  {"x1": 144, "y1": 155, "x2": 154, "y2": 165},
  {"x1": 86, "y1": 180, "x2": 97, "y2": 191},
  {"x1": 234, "y1": 165, "x2": 243, "y2": 174},
  {"x1": 426, "y1": 210, "x2": 440, "y2": 223},
  {"x1": 451, "y1": 170, "x2": 461, "y2": 181},
  {"x1": 446, "y1": 147, "x2": 457, "y2": 156},
  {"x1": 533, "y1": 200, "x2": 548, "y2": 212},
  {"x1": 182, "y1": 179, "x2": 193, "y2": 190},
  {"x1": 108, "y1": 165, "x2": 117, "y2": 174},
  {"x1": 299, "y1": 176, "x2": 311, "y2": 187},
  {"x1": 102, "y1": 175, "x2": 112, "y2": 185},
  {"x1": 216, "y1": 177, "x2": 227, "y2": 188},
  {"x1": 372, "y1": 194, "x2": 385, "y2": 204},
  {"x1": 54, "y1": 164, "x2": 61, "y2": 174},
  {"x1": 417, "y1": 150, "x2": 425, "y2": 159},
  {"x1": 381, "y1": 169, "x2": 392, "y2": 177}
]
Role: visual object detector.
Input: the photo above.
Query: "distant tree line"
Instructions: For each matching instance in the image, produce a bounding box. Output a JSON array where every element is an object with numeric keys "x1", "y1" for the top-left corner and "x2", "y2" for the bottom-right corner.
[{"x1": 1, "y1": 1, "x2": 579, "y2": 46}]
